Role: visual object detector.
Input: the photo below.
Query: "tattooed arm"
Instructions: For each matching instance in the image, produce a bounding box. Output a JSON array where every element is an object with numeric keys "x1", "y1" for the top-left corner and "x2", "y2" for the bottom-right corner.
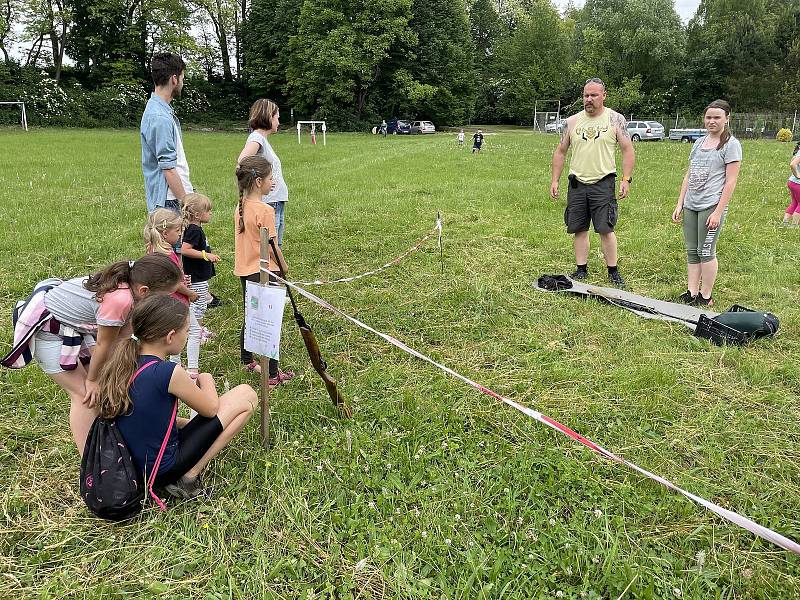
[
  {"x1": 612, "y1": 111, "x2": 635, "y2": 199},
  {"x1": 551, "y1": 117, "x2": 573, "y2": 200}
]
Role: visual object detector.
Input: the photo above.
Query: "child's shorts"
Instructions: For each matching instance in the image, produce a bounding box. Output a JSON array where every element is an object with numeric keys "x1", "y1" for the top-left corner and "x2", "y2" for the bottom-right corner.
[{"x1": 33, "y1": 330, "x2": 96, "y2": 374}]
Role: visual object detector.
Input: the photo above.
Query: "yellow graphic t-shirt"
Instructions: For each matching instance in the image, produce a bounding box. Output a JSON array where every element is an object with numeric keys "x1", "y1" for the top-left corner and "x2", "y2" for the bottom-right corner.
[{"x1": 569, "y1": 109, "x2": 619, "y2": 184}]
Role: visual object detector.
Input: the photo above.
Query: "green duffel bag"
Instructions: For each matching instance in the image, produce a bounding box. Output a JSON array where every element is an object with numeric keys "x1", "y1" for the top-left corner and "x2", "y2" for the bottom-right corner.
[{"x1": 694, "y1": 305, "x2": 779, "y2": 346}]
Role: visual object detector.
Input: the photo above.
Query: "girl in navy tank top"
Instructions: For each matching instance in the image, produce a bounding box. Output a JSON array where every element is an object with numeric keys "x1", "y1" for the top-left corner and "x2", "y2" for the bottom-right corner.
[{"x1": 94, "y1": 295, "x2": 257, "y2": 500}]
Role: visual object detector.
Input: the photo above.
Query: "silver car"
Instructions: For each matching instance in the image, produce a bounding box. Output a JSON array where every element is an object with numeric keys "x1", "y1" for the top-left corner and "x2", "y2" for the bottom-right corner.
[
  {"x1": 626, "y1": 120, "x2": 665, "y2": 141},
  {"x1": 411, "y1": 120, "x2": 436, "y2": 134}
]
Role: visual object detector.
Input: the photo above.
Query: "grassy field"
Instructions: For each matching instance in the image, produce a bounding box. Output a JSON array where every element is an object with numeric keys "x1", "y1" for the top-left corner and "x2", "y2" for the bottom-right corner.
[{"x1": 0, "y1": 127, "x2": 799, "y2": 599}]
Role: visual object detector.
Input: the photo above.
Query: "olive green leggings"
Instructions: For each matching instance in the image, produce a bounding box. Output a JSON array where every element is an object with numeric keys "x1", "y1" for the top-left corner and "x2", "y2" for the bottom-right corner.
[{"x1": 683, "y1": 205, "x2": 727, "y2": 264}]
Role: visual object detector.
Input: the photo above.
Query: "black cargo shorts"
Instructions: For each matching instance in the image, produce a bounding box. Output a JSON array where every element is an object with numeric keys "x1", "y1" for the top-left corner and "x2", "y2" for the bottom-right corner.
[{"x1": 564, "y1": 173, "x2": 617, "y2": 234}]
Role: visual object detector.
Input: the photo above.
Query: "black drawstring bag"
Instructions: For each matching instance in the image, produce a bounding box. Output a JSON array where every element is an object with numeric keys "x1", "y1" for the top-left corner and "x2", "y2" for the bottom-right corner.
[
  {"x1": 80, "y1": 417, "x2": 145, "y2": 521},
  {"x1": 79, "y1": 359, "x2": 175, "y2": 520}
]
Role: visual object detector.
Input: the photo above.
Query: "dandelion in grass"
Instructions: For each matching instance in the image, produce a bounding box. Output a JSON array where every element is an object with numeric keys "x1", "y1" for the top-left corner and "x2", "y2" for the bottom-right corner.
[
  {"x1": 556, "y1": 591, "x2": 564, "y2": 598},
  {"x1": 673, "y1": 588, "x2": 682, "y2": 598},
  {"x1": 592, "y1": 556, "x2": 600, "y2": 564},
  {"x1": 445, "y1": 538, "x2": 452, "y2": 545},
  {"x1": 695, "y1": 550, "x2": 706, "y2": 570},
  {"x1": 368, "y1": 501, "x2": 376, "y2": 510},
  {"x1": 421, "y1": 531, "x2": 428, "y2": 538},
  {"x1": 316, "y1": 465, "x2": 323, "y2": 472},
  {"x1": 593, "y1": 509, "x2": 603, "y2": 518},
  {"x1": 548, "y1": 518, "x2": 556, "y2": 526}
]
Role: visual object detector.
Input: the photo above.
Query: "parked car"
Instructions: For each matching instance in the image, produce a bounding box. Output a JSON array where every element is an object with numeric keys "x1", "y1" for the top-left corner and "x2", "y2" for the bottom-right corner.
[
  {"x1": 387, "y1": 119, "x2": 411, "y2": 134},
  {"x1": 411, "y1": 120, "x2": 436, "y2": 134},
  {"x1": 626, "y1": 120, "x2": 665, "y2": 141},
  {"x1": 669, "y1": 128, "x2": 707, "y2": 143}
]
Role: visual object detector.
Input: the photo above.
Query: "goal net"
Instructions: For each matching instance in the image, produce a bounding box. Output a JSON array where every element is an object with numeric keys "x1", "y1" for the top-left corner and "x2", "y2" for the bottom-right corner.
[
  {"x1": 533, "y1": 111, "x2": 562, "y2": 133},
  {"x1": 0, "y1": 101, "x2": 29, "y2": 130},
  {"x1": 296, "y1": 120, "x2": 327, "y2": 145}
]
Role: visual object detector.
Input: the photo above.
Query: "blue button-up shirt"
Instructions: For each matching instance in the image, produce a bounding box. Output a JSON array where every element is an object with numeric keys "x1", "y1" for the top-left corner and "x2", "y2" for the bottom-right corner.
[{"x1": 140, "y1": 93, "x2": 182, "y2": 213}]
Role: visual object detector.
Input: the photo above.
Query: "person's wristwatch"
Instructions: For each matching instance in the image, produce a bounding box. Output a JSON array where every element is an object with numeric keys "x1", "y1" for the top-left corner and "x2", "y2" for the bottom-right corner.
[{"x1": 621, "y1": 175, "x2": 632, "y2": 184}]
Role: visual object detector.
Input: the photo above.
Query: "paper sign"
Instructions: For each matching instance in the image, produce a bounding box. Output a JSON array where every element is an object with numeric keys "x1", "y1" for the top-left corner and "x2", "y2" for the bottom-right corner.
[{"x1": 244, "y1": 281, "x2": 286, "y2": 359}]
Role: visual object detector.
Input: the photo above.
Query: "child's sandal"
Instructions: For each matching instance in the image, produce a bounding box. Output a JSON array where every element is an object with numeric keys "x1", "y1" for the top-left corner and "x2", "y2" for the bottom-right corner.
[{"x1": 243, "y1": 361, "x2": 261, "y2": 374}]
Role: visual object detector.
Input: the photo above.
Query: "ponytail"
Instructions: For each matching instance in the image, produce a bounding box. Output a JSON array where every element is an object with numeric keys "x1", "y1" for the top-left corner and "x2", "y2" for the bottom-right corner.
[
  {"x1": 96, "y1": 295, "x2": 189, "y2": 419},
  {"x1": 237, "y1": 200, "x2": 245, "y2": 234},
  {"x1": 84, "y1": 254, "x2": 182, "y2": 299},
  {"x1": 181, "y1": 192, "x2": 212, "y2": 223},
  {"x1": 144, "y1": 208, "x2": 183, "y2": 255}
]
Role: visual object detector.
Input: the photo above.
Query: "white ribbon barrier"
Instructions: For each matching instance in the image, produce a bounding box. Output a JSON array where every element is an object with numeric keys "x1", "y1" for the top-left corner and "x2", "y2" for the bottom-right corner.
[
  {"x1": 291, "y1": 216, "x2": 443, "y2": 286},
  {"x1": 271, "y1": 274, "x2": 800, "y2": 555}
]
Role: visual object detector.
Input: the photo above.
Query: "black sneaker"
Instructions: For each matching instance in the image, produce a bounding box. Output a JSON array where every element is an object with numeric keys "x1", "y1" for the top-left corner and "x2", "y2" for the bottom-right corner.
[
  {"x1": 164, "y1": 475, "x2": 205, "y2": 500},
  {"x1": 207, "y1": 294, "x2": 222, "y2": 309},
  {"x1": 570, "y1": 269, "x2": 588, "y2": 280},
  {"x1": 695, "y1": 294, "x2": 713, "y2": 307},
  {"x1": 677, "y1": 290, "x2": 697, "y2": 304},
  {"x1": 607, "y1": 271, "x2": 626, "y2": 288}
]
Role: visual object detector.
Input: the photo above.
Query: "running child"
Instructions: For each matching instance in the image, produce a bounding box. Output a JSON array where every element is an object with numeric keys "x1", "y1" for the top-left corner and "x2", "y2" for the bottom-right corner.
[
  {"x1": 234, "y1": 155, "x2": 294, "y2": 386},
  {"x1": 472, "y1": 129, "x2": 484, "y2": 153},
  {"x1": 458, "y1": 129, "x2": 465, "y2": 146},
  {"x1": 671, "y1": 99, "x2": 742, "y2": 306},
  {"x1": 180, "y1": 193, "x2": 220, "y2": 344},
  {"x1": 144, "y1": 208, "x2": 203, "y2": 378},
  {"x1": 782, "y1": 141, "x2": 800, "y2": 226},
  {"x1": 2, "y1": 254, "x2": 182, "y2": 455},
  {"x1": 96, "y1": 294, "x2": 255, "y2": 499}
]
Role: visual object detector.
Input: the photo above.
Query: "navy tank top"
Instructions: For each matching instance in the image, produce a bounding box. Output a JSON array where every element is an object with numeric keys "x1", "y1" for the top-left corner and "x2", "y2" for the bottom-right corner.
[{"x1": 116, "y1": 356, "x2": 178, "y2": 475}]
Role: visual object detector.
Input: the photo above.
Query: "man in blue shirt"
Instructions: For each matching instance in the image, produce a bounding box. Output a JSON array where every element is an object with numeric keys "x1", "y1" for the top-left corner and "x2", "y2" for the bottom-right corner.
[{"x1": 140, "y1": 53, "x2": 193, "y2": 214}]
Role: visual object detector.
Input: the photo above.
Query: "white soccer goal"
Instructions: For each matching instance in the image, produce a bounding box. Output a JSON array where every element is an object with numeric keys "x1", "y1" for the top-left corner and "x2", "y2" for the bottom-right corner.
[
  {"x1": 533, "y1": 100, "x2": 562, "y2": 133},
  {"x1": 296, "y1": 120, "x2": 327, "y2": 145},
  {"x1": 0, "y1": 101, "x2": 29, "y2": 131}
]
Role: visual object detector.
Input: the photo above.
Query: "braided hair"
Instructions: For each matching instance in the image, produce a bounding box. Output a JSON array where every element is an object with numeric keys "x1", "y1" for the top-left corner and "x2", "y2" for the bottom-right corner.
[{"x1": 235, "y1": 155, "x2": 272, "y2": 234}]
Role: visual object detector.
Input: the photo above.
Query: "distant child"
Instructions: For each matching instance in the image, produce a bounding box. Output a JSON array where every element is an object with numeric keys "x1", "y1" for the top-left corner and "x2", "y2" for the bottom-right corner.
[
  {"x1": 144, "y1": 208, "x2": 202, "y2": 377},
  {"x1": 472, "y1": 130, "x2": 484, "y2": 153},
  {"x1": 238, "y1": 99, "x2": 289, "y2": 246},
  {"x1": 234, "y1": 155, "x2": 295, "y2": 386},
  {"x1": 97, "y1": 294, "x2": 255, "y2": 499},
  {"x1": 2, "y1": 255, "x2": 182, "y2": 455},
  {"x1": 458, "y1": 129, "x2": 465, "y2": 146},
  {"x1": 180, "y1": 193, "x2": 220, "y2": 343},
  {"x1": 782, "y1": 141, "x2": 800, "y2": 226}
]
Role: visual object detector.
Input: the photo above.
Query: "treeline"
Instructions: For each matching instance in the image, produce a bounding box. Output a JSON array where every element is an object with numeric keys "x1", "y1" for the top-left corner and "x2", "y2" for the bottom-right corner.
[{"x1": 0, "y1": 0, "x2": 798, "y2": 128}]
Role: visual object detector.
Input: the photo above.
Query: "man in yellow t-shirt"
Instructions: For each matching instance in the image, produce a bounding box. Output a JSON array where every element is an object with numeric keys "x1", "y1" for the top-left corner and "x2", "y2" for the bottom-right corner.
[{"x1": 550, "y1": 78, "x2": 635, "y2": 287}]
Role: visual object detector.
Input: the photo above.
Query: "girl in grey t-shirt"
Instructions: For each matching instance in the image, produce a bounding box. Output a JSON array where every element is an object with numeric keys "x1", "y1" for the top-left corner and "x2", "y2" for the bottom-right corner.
[
  {"x1": 671, "y1": 99, "x2": 742, "y2": 306},
  {"x1": 238, "y1": 99, "x2": 289, "y2": 245}
]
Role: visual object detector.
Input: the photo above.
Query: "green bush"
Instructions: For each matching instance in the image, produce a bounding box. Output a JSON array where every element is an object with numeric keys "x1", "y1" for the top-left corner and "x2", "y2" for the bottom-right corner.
[{"x1": 776, "y1": 128, "x2": 794, "y2": 142}]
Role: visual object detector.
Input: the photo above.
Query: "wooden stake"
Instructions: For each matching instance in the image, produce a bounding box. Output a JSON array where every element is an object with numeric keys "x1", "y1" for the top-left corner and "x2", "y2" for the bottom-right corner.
[{"x1": 259, "y1": 227, "x2": 271, "y2": 448}]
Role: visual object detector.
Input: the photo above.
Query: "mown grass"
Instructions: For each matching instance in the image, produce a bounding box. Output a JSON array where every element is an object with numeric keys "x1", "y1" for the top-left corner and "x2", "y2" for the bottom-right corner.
[{"x1": 0, "y1": 127, "x2": 798, "y2": 599}]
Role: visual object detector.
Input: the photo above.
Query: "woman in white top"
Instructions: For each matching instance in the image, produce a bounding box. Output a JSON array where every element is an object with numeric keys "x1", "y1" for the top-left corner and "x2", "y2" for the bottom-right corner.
[{"x1": 238, "y1": 99, "x2": 289, "y2": 245}]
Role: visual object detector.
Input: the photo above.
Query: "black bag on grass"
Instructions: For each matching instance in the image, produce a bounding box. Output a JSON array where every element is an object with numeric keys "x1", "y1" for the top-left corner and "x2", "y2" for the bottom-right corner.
[
  {"x1": 694, "y1": 305, "x2": 779, "y2": 346},
  {"x1": 80, "y1": 417, "x2": 144, "y2": 521}
]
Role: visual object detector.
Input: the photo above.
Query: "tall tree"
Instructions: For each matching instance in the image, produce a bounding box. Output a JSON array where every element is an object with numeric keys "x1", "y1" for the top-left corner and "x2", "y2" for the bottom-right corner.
[
  {"x1": 242, "y1": 0, "x2": 303, "y2": 99},
  {"x1": 468, "y1": 0, "x2": 504, "y2": 121},
  {"x1": 408, "y1": 0, "x2": 476, "y2": 124},
  {"x1": 286, "y1": 0, "x2": 416, "y2": 124},
  {"x1": 684, "y1": 0, "x2": 797, "y2": 111},
  {"x1": 493, "y1": 0, "x2": 571, "y2": 123},
  {"x1": 571, "y1": 0, "x2": 685, "y2": 95}
]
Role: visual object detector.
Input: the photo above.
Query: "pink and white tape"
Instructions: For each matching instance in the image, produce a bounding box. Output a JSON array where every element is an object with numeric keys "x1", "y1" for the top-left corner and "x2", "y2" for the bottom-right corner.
[
  {"x1": 271, "y1": 274, "x2": 800, "y2": 555},
  {"x1": 291, "y1": 217, "x2": 442, "y2": 286}
]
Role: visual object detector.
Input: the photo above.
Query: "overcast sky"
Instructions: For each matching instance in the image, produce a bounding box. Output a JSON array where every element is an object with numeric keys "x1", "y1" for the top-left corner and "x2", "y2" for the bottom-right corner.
[{"x1": 554, "y1": 0, "x2": 701, "y2": 23}]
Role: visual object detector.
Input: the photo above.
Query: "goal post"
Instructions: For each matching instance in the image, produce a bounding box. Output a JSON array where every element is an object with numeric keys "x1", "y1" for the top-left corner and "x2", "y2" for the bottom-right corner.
[
  {"x1": 0, "y1": 101, "x2": 29, "y2": 131},
  {"x1": 533, "y1": 99, "x2": 561, "y2": 133},
  {"x1": 296, "y1": 120, "x2": 327, "y2": 145}
]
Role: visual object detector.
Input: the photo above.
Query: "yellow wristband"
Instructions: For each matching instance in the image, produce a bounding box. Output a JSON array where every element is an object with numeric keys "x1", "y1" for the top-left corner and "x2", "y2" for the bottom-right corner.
[{"x1": 202, "y1": 250, "x2": 208, "y2": 261}]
